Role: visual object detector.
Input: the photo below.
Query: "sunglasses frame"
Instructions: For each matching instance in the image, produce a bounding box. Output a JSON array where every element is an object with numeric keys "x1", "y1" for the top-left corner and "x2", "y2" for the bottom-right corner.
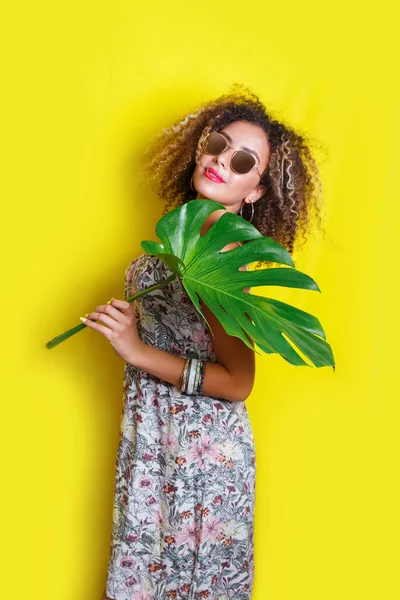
[{"x1": 199, "y1": 130, "x2": 263, "y2": 179}]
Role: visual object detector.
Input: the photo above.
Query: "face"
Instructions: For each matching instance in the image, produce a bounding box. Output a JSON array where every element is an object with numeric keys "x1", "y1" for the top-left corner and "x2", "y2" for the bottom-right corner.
[{"x1": 192, "y1": 120, "x2": 270, "y2": 213}]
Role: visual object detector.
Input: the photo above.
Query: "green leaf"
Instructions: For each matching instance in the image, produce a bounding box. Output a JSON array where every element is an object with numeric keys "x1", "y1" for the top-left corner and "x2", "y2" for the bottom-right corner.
[{"x1": 141, "y1": 199, "x2": 335, "y2": 368}]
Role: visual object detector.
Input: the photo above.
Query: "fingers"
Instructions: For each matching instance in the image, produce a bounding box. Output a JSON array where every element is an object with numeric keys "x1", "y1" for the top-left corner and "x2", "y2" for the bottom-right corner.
[
  {"x1": 79, "y1": 297, "x2": 136, "y2": 340},
  {"x1": 83, "y1": 311, "x2": 123, "y2": 331},
  {"x1": 95, "y1": 300, "x2": 133, "y2": 324},
  {"x1": 108, "y1": 297, "x2": 132, "y2": 313},
  {"x1": 110, "y1": 297, "x2": 137, "y2": 320},
  {"x1": 80, "y1": 316, "x2": 114, "y2": 340}
]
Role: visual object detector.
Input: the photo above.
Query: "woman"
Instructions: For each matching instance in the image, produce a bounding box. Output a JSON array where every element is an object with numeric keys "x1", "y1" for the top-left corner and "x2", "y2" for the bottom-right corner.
[{"x1": 83, "y1": 84, "x2": 322, "y2": 600}]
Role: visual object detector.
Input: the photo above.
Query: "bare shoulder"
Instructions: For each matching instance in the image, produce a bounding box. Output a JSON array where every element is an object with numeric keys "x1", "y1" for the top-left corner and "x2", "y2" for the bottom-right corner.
[{"x1": 221, "y1": 241, "x2": 241, "y2": 252}]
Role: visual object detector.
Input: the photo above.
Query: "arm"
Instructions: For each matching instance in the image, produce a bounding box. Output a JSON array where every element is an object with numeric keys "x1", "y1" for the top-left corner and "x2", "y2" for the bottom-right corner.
[{"x1": 133, "y1": 242, "x2": 255, "y2": 403}]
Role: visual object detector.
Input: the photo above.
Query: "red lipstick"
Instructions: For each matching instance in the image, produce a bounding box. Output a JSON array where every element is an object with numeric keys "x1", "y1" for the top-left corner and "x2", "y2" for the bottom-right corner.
[{"x1": 204, "y1": 167, "x2": 225, "y2": 183}]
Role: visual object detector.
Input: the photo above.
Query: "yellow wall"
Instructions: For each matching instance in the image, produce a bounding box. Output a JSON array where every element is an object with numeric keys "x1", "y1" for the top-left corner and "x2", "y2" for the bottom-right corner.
[{"x1": 1, "y1": 1, "x2": 399, "y2": 598}]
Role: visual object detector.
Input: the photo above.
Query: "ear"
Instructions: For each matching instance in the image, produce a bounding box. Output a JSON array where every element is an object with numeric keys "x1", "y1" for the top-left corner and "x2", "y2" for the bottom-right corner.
[{"x1": 245, "y1": 183, "x2": 267, "y2": 204}]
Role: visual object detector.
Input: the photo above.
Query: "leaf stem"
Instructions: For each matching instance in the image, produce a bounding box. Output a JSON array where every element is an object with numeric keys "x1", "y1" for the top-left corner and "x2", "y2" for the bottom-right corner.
[
  {"x1": 125, "y1": 273, "x2": 177, "y2": 303},
  {"x1": 45, "y1": 273, "x2": 177, "y2": 349}
]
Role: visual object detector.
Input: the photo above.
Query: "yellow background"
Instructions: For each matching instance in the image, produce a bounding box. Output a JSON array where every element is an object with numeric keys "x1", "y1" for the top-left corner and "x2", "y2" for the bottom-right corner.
[{"x1": 1, "y1": 1, "x2": 399, "y2": 598}]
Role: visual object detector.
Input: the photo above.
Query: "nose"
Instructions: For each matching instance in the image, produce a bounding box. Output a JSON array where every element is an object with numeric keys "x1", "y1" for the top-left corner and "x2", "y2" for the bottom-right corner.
[{"x1": 213, "y1": 146, "x2": 233, "y2": 172}]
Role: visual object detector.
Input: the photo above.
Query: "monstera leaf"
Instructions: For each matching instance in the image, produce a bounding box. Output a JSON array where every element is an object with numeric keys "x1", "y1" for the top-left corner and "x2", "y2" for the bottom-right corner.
[
  {"x1": 46, "y1": 198, "x2": 334, "y2": 369},
  {"x1": 141, "y1": 198, "x2": 334, "y2": 368}
]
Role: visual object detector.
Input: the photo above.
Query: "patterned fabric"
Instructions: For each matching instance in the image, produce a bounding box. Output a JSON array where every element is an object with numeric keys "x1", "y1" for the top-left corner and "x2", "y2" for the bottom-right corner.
[{"x1": 105, "y1": 253, "x2": 256, "y2": 600}]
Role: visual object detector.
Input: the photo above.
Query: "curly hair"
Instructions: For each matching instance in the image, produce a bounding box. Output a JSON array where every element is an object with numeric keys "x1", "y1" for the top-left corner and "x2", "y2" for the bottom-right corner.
[{"x1": 140, "y1": 83, "x2": 324, "y2": 257}]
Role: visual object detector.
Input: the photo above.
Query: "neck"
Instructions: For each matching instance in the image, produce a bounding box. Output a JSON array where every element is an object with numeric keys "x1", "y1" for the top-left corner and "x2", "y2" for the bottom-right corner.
[{"x1": 196, "y1": 193, "x2": 243, "y2": 236}]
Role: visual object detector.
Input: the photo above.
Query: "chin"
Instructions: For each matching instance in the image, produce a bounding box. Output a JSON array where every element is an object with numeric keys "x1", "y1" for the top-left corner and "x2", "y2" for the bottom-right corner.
[{"x1": 194, "y1": 182, "x2": 222, "y2": 202}]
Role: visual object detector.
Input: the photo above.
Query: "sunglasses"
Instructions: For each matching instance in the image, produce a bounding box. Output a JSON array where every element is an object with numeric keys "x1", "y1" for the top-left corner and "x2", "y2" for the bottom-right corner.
[{"x1": 199, "y1": 130, "x2": 263, "y2": 178}]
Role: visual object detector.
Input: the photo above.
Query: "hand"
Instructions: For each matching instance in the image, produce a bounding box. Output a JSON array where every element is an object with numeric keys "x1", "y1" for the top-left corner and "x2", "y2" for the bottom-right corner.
[{"x1": 81, "y1": 298, "x2": 144, "y2": 365}]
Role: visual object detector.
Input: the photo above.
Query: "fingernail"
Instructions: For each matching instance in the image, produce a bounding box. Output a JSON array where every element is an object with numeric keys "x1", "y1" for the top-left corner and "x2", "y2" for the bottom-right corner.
[
  {"x1": 80, "y1": 317, "x2": 87, "y2": 323},
  {"x1": 84, "y1": 313, "x2": 89, "y2": 317},
  {"x1": 106, "y1": 298, "x2": 112, "y2": 305}
]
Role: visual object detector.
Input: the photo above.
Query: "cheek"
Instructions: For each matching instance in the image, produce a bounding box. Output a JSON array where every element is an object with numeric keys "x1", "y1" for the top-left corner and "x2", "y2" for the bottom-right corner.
[{"x1": 229, "y1": 173, "x2": 256, "y2": 196}]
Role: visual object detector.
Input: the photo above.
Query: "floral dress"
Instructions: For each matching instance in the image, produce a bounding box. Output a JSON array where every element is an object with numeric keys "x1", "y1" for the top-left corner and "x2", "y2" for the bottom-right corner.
[{"x1": 105, "y1": 253, "x2": 256, "y2": 600}]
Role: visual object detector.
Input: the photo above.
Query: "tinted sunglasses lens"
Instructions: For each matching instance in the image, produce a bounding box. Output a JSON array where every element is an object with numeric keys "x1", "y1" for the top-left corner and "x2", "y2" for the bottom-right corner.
[
  {"x1": 231, "y1": 150, "x2": 256, "y2": 174},
  {"x1": 203, "y1": 131, "x2": 227, "y2": 154}
]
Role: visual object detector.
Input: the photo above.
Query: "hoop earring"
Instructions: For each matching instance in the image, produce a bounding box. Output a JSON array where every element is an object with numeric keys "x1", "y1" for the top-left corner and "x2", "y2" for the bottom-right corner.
[
  {"x1": 239, "y1": 200, "x2": 254, "y2": 223},
  {"x1": 190, "y1": 172, "x2": 196, "y2": 193}
]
